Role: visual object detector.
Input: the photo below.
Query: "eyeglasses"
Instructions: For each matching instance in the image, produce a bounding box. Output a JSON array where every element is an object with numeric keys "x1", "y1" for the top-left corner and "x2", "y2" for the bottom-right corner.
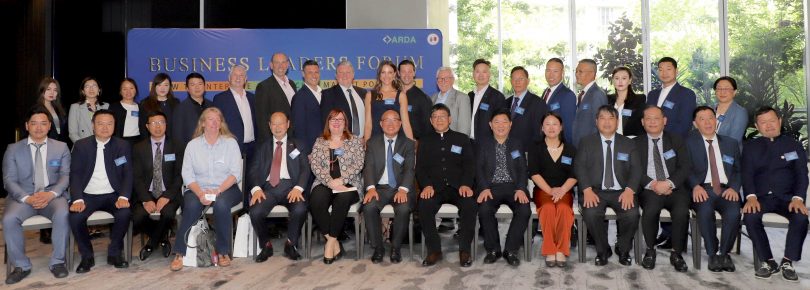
[
  {"x1": 148, "y1": 121, "x2": 166, "y2": 126},
  {"x1": 437, "y1": 77, "x2": 454, "y2": 82},
  {"x1": 329, "y1": 118, "x2": 345, "y2": 123},
  {"x1": 715, "y1": 88, "x2": 735, "y2": 92},
  {"x1": 431, "y1": 115, "x2": 449, "y2": 120}
]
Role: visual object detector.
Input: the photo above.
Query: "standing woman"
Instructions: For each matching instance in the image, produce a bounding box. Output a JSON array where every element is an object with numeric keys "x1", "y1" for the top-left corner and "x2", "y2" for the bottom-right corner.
[
  {"x1": 108, "y1": 78, "x2": 143, "y2": 144},
  {"x1": 529, "y1": 112, "x2": 577, "y2": 267},
  {"x1": 140, "y1": 73, "x2": 179, "y2": 138},
  {"x1": 68, "y1": 77, "x2": 109, "y2": 142},
  {"x1": 607, "y1": 67, "x2": 646, "y2": 138},
  {"x1": 363, "y1": 60, "x2": 413, "y2": 142},
  {"x1": 309, "y1": 109, "x2": 365, "y2": 264},
  {"x1": 171, "y1": 107, "x2": 242, "y2": 271},
  {"x1": 713, "y1": 76, "x2": 748, "y2": 143},
  {"x1": 32, "y1": 77, "x2": 68, "y2": 142}
]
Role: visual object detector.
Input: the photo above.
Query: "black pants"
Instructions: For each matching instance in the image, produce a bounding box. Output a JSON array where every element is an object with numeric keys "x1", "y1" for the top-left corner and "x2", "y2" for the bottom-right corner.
[
  {"x1": 581, "y1": 190, "x2": 639, "y2": 256},
  {"x1": 418, "y1": 186, "x2": 478, "y2": 254},
  {"x1": 743, "y1": 195, "x2": 808, "y2": 261},
  {"x1": 68, "y1": 193, "x2": 132, "y2": 259},
  {"x1": 362, "y1": 185, "x2": 411, "y2": 251},
  {"x1": 310, "y1": 184, "x2": 359, "y2": 237},
  {"x1": 132, "y1": 196, "x2": 180, "y2": 247},
  {"x1": 639, "y1": 189, "x2": 689, "y2": 252},
  {"x1": 478, "y1": 183, "x2": 530, "y2": 253},
  {"x1": 693, "y1": 185, "x2": 741, "y2": 255},
  {"x1": 249, "y1": 180, "x2": 308, "y2": 247}
]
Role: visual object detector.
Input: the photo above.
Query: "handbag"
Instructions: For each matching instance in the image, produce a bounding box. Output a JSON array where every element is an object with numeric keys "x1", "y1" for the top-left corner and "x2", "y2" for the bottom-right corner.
[
  {"x1": 182, "y1": 206, "x2": 217, "y2": 267},
  {"x1": 232, "y1": 213, "x2": 257, "y2": 257}
]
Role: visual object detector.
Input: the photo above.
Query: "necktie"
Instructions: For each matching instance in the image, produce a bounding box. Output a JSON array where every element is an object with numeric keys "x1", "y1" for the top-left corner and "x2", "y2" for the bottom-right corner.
[
  {"x1": 347, "y1": 89, "x2": 360, "y2": 136},
  {"x1": 652, "y1": 138, "x2": 666, "y2": 181},
  {"x1": 269, "y1": 141, "x2": 283, "y2": 187},
  {"x1": 577, "y1": 90, "x2": 585, "y2": 105},
  {"x1": 510, "y1": 97, "x2": 521, "y2": 118},
  {"x1": 151, "y1": 142, "x2": 163, "y2": 199},
  {"x1": 707, "y1": 139, "x2": 721, "y2": 195},
  {"x1": 32, "y1": 143, "x2": 45, "y2": 192},
  {"x1": 387, "y1": 139, "x2": 397, "y2": 188},
  {"x1": 542, "y1": 88, "x2": 551, "y2": 103},
  {"x1": 604, "y1": 140, "x2": 615, "y2": 189}
]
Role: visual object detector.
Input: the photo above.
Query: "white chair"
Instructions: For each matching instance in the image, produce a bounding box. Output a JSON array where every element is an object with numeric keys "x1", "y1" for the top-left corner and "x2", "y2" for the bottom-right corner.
[
  {"x1": 4, "y1": 215, "x2": 74, "y2": 275},
  {"x1": 689, "y1": 209, "x2": 742, "y2": 270},
  {"x1": 577, "y1": 206, "x2": 643, "y2": 264},
  {"x1": 249, "y1": 205, "x2": 311, "y2": 259},
  {"x1": 420, "y1": 204, "x2": 479, "y2": 259},
  {"x1": 70, "y1": 211, "x2": 133, "y2": 267},
  {"x1": 357, "y1": 204, "x2": 414, "y2": 260}
]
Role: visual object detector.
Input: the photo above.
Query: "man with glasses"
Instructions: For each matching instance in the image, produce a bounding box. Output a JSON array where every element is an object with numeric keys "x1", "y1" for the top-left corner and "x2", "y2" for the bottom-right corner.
[{"x1": 431, "y1": 67, "x2": 471, "y2": 136}]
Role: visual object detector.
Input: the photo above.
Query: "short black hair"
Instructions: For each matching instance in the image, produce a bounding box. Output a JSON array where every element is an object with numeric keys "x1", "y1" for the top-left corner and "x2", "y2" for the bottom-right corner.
[
  {"x1": 26, "y1": 107, "x2": 53, "y2": 124},
  {"x1": 510, "y1": 66, "x2": 528, "y2": 78},
  {"x1": 398, "y1": 59, "x2": 415, "y2": 71},
  {"x1": 431, "y1": 103, "x2": 451, "y2": 117},
  {"x1": 596, "y1": 105, "x2": 618, "y2": 119},
  {"x1": 490, "y1": 108, "x2": 511, "y2": 122},
  {"x1": 186, "y1": 72, "x2": 206, "y2": 84},
  {"x1": 692, "y1": 106, "x2": 716, "y2": 120},
  {"x1": 713, "y1": 76, "x2": 737, "y2": 90},
  {"x1": 146, "y1": 111, "x2": 167, "y2": 123},
  {"x1": 657, "y1": 57, "x2": 678, "y2": 69},
  {"x1": 578, "y1": 59, "x2": 597, "y2": 68},
  {"x1": 303, "y1": 59, "x2": 319, "y2": 69},
  {"x1": 754, "y1": 106, "x2": 780, "y2": 121},
  {"x1": 643, "y1": 105, "x2": 665, "y2": 117},
  {"x1": 473, "y1": 58, "x2": 491, "y2": 69},
  {"x1": 91, "y1": 109, "x2": 115, "y2": 123},
  {"x1": 381, "y1": 109, "x2": 401, "y2": 119},
  {"x1": 547, "y1": 58, "x2": 564, "y2": 66}
]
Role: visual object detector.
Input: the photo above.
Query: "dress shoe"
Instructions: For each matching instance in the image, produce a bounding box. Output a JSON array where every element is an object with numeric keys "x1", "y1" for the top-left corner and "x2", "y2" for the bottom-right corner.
[
  {"x1": 780, "y1": 259, "x2": 798, "y2": 282},
  {"x1": 657, "y1": 238, "x2": 673, "y2": 250},
  {"x1": 170, "y1": 255, "x2": 184, "y2": 271},
  {"x1": 139, "y1": 245, "x2": 154, "y2": 261},
  {"x1": 618, "y1": 251, "x2": 632, "y2": 266},
  {"x1": 255, "y1": 244, "x2": 274, "y2": 263},
  {"x1": 160, "y1": 240, "x2": 172, "y2": 258},
  {"x1": 422, "y1": 252, "x2": 443, "y2": 266},
  {"x1": 545, "y1": 255, "x2": 557, "y2": 267},
  {"x1": 390, "y1": 249, "x2": 402, "y2": 264},
  {"x1": 76, "y1": 257, "x2": 95, "y2": 273},
  {"x1": 284, "y1": 241, "x2": 301, "y2": 261},
  {"x1": 720, "y1": 254, "x2": 735, "y2": 272},
  {"x1": 594, "y1": 254, "x2": 608, "y2": 266},
  {"x1": 670, "y1": 252, "x2": 688, "y2": 272},
  {"x1": 371, "y1": 248, "x2": 384, "y2": 264},
  {"x1": 335, "y1": 241, "x2": 345, "y2": 261},
  {"x1": 107, "y1": 255, "x2": 129, "y2": 268},
  {"x1": 755, "y1": 260, "x2": 779, "y2": 279},
  {"x1": 5, "y1": 267, "x2": 31, "y2": 284},
  {"x1": 459, "y1": 251, "x2": 472, "y2": 267},
  {"x1": 707, "y1": 254, "x2": 723, "y2": 272},
  {"x1": 503, "y1": 251, "x2": 520, "y2": 266},
  {"x1": 218, "y1": 255, "x2": 231, "y2": 267},
  {"x1": 641, "y1": 249, "x2": 656, "y2": 270},
  {"x1": 483, "y1": 251, "x2": 502, "y2": 264},
  {"x1": 50, "y1": 263, "x2": 69, "y2": 278}
]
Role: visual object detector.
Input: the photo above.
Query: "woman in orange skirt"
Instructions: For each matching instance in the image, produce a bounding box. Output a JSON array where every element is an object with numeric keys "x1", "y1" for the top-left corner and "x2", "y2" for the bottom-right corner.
[{"x1": 529, "y1": 112, "x2": 577, "y2": 267}]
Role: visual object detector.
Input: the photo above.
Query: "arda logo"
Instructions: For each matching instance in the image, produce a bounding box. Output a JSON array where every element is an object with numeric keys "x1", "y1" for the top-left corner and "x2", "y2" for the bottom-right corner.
[
  {"x1": 383, "y1": 35, "x2": 416, "y2": 44},
  {"x1": 427, "y1": 33, "x2": 440, "y2": 45}
]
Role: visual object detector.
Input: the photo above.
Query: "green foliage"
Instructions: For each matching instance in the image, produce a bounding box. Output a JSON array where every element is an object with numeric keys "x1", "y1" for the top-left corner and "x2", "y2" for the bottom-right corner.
[{"x1": 594, "y1": 14, "x2": 644, "y2": 93}]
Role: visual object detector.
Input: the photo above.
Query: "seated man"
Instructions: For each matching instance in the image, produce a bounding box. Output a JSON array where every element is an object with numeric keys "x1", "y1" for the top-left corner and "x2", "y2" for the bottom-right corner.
[
  {"x1": 3, "y1": 108, "x2": 71, "y2": 284},
  {"x1": 132, "y1": 111, "x2": 183, "y2": 260},
  {"x1": 742, "y1": 106, "x2": 808, "y2": 281},
  {"x1": 686, "y1": 106, "x2": 741, "y2": 273},
  {"x1": 249, "y1": 111, "x2": 309, "y2": 262},
  {"x1": 476, "y1": 109, "x2": 530, "y2": 266},
  {"x1": 69, "y1": 110, "x2": 133, "y2": 273},
  {"x1": 362, "y1": 109, "x2": 415, "y2": 264}
]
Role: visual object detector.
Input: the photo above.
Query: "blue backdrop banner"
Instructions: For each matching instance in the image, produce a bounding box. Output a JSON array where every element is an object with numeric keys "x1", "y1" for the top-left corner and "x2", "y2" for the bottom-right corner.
[{"x1": 126, "y1": 28, "x2": 443, "y2": 101}]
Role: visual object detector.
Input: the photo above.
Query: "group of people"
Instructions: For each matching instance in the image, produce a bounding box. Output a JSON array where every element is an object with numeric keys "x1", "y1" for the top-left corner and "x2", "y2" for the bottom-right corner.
[{"x1": 3, "y1": 53, "x2": 807, "y2": 285}]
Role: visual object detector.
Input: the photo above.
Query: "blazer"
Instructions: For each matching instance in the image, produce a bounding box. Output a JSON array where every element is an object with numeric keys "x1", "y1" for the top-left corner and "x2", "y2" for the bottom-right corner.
[
  {"x1": 2, "y1": 138, "x2": 70, "y2": 203},
  {"x1": 685, "y1": 133, "x2": 741, "y2": 192},
  {"x1": 468, "y1": 85, "x2": 506, "y2": 141},
  {"x1": 416, "y1": 129, "x2": 475, "y2": 192},
  {"x1": 249, "y1": 136, "x2": 310, "y2": 194},
  {"x1": 475, "y1": 137, "x2": 527, "y2": 194},
  {"x1": 646, "y1": 83, "x2": 697, "y2": 138},
  {"x1": 634, "y1": 132, "x2": 692, "y2": 191},
  {"x1": 68, "y1": 101, "x2": 110, "y2": 143},
  {"x1": 320, "y1": 85, "x2": 368, "y2": 135},
  {"x1": 574, "y1": 133, "x2": 642, "y2": 193},
  {"x1": 70, "y1": 136, "x2": 133, "y2": 200},
  {"x1": 405, "y1": 86, "x2": 433, "y2": 140},
  {"x1": 714, "y1": 101, "x2": 748, "y2": 143},
  {"x1": 505, "y1": 91, "x2": 548, "y2": 152},
  {"x1": 608, "y1": 92, "x2": 647, "y2": 137},
  {"x1": 545, "y1": 84, "x2": 577, "y2": 144},
  {"x1": 212, "y1": 89, "x2": 257, "y2": 153},
  {"x1": 572, "y1": 85, "x2": 607, "y2": 148},
  {"x1": 308, "y1": 136, "x2": 365, "y2": 192},
  {"x1": 431, "y1": 88, "x2": 472, "y2": 136},
  {"x1": 290, "y1": 86, "x2": 323, "y2": 154},
  {"x1": 363, "y1": 134, "x2": 416, "y2": 194},
  {"x1": 255, "y1": 75, "x2": 298, "y2": 143},
  {"x1": 172, "y1": 95, "x2": 212, "y2": 145},
  {"x1": 742, "y1": 135, "x2": 808, "y2": 202},
  {"x1": 132, "y1": 138, "x2": 184, "y2": 203},
  {"x1": 109, "y1": 101, "x2": 143, "y2": 139}
]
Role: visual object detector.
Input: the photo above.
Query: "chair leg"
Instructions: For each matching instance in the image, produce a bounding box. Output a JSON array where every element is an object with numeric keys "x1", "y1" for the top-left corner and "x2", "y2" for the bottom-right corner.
[
  {"x1": 525, "y1": 216, "x2": 531, "y2": 261},
  {"x1": 306, "y1": 214, "x2": 312, "y2": 260},
  {"x1": 734, "y1": 228, "x2": 742, "y2": 255},
  {"x1": 358, "y1": 217, "x2": 365, "y2": 259},
  {"x1": 408, "y1": 213, "x2": 414, "y2": 261},
  {"x1": 691, "y1": 217, "x2": 701, "y2": 270},
  {"x1": 354, "y1": 216, "x2": 361, "y2": 261},
  {"x1": 578, "y1": 218, "x2": 587, "y2": 263}
]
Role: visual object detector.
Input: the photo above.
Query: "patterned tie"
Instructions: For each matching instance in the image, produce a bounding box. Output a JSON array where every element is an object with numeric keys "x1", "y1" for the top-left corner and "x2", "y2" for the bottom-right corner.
[
  {"x1": 510, "y1": 97, "x2": 521, "y2": 118},
  {"x1": 707, "y1": 139, "x2": 722, "y2": 195},
  {"x1": 542, "y1": 88, "x2": 551, "y2": 103},
  {"x1": 268, "y1": 141, "x2": 283, "y2": 187},
  {"x1": 652, "y1": 138, "x2": 666, "y2": 181},
  {"x1": 32, "y1": 143, "x2": 45, "y2": 192},
  {"x1": 387, "y1": 139, "x2": 397, "y2": 188},
  {"x1": 347, "y1": 89, "x2": 360, "y2": 136},
  {"x1": 151, "y1": 142, "x2": 163, "y2": 199},
  {"x1": 577, "y1": 90, "x2": 585, "y2": 105},
  {"x1": 604, "y1": 140, "x2": 615, "y2": 189}
]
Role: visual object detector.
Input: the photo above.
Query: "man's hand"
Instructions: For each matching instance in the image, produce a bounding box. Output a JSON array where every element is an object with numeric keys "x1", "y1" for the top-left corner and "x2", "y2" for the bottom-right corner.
[
  {"x1": 156, "y1": 197, "x2": 170, "y2": 212},
  {"x1": 722, "y1": 188, "x2": 739, "y2": 202},
  {"x1": 250, "y1": 190, "x2": 266, "y2": 206},
  {"x1": 197, "y1": 191, "x2": 212, "y2": 206},
  {"x1": 420, "y1": 186, "x2": 435, "y2": 199},
  {"x1": 459, "y1": 186, "x2": 473, "y2": 198},
  {"x1": 477, "y1": 189, "x2": 492, "y2": 203},
  {"x1": 788, "y1": 198, "x2": 808, "y2": 215},
  {"x1": 393, "y1": 189, "x2": 408, "y2": 203},
  {"x1": 514, "y1": 190, "x2": 529, "y2": 204},
  {"x1": 583, "y1": 188, "x2": 599, "y2": 208},
  {"x1": 115, "y1": 198, "x2": 130, "y2": 209},
  {"x1": 363, "y1": 188, "x2": 379, "y2": 204},
  {"x1": 742, "y1": 196, "x2": 761, "y2": 214},
  {"x1": 619, "y1": 189, "x2": 635, "y2": 210},
  {"x1": 652, "y1": 181, "x2": 673, "y2": 195},
  {"x1": 143, "y1": 200, "x2": 157, "y2": 213},
  {"x1": 287, "y1": 188, "x2": 305, "y2": 203},
  {"x1": 692, "y1": 186, "x2": 709, "y2": 203},
  {"x1": 69, "y1": 201, "x2": 85, "y2": 212}
]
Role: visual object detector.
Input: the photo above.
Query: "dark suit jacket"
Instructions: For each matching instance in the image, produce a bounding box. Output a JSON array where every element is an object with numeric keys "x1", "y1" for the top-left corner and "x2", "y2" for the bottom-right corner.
[
  {"x1": 405, "y1": 86, "x2": 433, "y2": 140},
  {"x1": 255, "y1": 75, "x2": 298, "y2": 143},
  {"x1": 212, "y1": 89, "x2": 257, "y2": 153},
  {"x1": 290, "y1": 86, "x2": 323, "y2": 154},
  {"x1": 475, "y1": 137, "x2": 527, "y2": 194},
  {"x1": 363, "y1": 134, "x2": 416, "y2": 202},
  {"x1": 172, "y1": 95, "x2": 211, "y2": 144},
  {"x1": 132, "y1": 138, "x2": 184, "y2": 203},
  {"x1": 320, "y1": 84, "x2": 367, "y2": 134},
  {"x1": 248, "y1": 136, "x2": 310, "y2": 194},
  {"x1": 608, "y1": 92, "x2": 647, "y2": 137},
  {"x1": 505, "y1": 91, "x2": 547, "y2": 152},
  {"x1": 416, "y1": 129, "x2": 475, "y2": 192},
  {"x1": 572, "y1": 84, "x2": 608, "y2": 148},
  {"x1": 634, "y1": 132, "x2": 691, "y2": 191},
  {"x1": 545, "y1": 84, "x2": 577, "y2": 144},
  {"x1": 574, "y1": 133, "x2": 642, "y2": 193},
  {"x1": 138, "y1": 98, "x2": 179, "y2": 139},
  {"x1": 468, "y1": 85, "x2": 506, "y2": 142},
  {"x1": 70, "y1": 136, "x2": 133, "y2": 200},
  {"x1": 646, "y1": 83, "x2": 697, "y2": 138},
  {"x1": 109, "y1": 101, "x2": 144, "y2": 140},
  {"x1": 685, "y1": 133, "x2": 741, "y2": 192}
]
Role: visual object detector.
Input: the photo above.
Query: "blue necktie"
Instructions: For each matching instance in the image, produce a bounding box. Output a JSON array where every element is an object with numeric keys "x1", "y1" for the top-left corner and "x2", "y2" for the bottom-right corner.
[{"x1": 387, "y1": 139, "x2": 397, "y2": 188}]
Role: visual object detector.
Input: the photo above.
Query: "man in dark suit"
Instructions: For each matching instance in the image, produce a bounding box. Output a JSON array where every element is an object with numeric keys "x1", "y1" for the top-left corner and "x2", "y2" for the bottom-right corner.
[
  {"x1": 68, "y1": 110, "x2": 132, "y2": 273},
  {"x1": 290, "y1": 60, "x2": 323, "y2": 154},
  {"x1": 173, "y1": 73, "x2": 211, "y2": 144},
  {"x1": 505, "y1": 66, "x2": 548, "y2": 154},
  {"x1": 213, "y1": 64, "x2": 257, "y2": 157},
  {"x1": 574, "y1": 105, "x2": 642, "y2": 266},
  {"x1": 320, "y1": 60, "x2": 367, "y2": 138},
  {"x1": 255, "y1": 52, "x2": 298, "y2": 144},
  {"x1": 646, "y1": 57, "x2": 697, "y2": 138},
  {"x1": 248, "y1": 111, "x2": 309, "y2": 262},
  {"x1": 635, "y1": 106, "x2": 691, "y2": 272},
  {"x1": 362, "y1": 109, "x2": 415, "y2": 264},
  {"x1": 417, "y1": 104, "x2": 477, "y2": 267},
  {"x1": 468, "y1": 58, "x2": 505, "y2": 143},
  {"x1": 398, "y1": 59, "x2": 433, "y2": 140},
  {"x1": 543, "y1": 58, "x2": 577, "y2": 144},
  {"x1": 742, "y1": 106, "x2": 808, "y2": 281},
  {"x1": 132, "y1": 111, "x2": 183, "y2": 261},
  {"x1": 686, "y1": 106, "x2": 741, "y2": 273},
  {"x1": 572, "y1": 59, "x2": 608, "y2": 148},
  {"x1": 476, "y1": 109, "x2": 530, "y2": 266}
]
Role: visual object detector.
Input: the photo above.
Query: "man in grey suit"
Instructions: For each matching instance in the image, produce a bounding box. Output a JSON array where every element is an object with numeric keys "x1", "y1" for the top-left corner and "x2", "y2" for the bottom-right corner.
[
  {"x1": 431, "y1": 67, "x2": 471, "y2": 136},
  {"x1": 3, "y1": 108, "x2": 71, "y2": 284},
  {"x1": 255, "y1": 52, "x2": 298, "y2": 144},
  {"x1": 362, "y1": 109, "x2": 415, "y2": 264},
  {"x1": 571, "y1": 59, "x2": 608, "y2": 148},
  {"x1": 574, "y1": 105, "x2": 642, "y2": 267}
]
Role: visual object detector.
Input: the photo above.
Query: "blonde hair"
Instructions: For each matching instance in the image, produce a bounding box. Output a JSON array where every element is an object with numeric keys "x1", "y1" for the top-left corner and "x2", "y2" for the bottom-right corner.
[{"x1": 192, "y1": 107, "x2": 236, "y2": 139}]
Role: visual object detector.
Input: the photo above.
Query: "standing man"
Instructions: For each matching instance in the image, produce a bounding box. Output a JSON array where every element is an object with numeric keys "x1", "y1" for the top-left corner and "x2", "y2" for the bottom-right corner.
[
  {"x1": 213, "y1": 64, "x2": 257, "y2": 157},
  {"x1": 571, "y1": 59, "x2": 608, "y2": 148},
  {"x1": 290, "y1": 59, "x2": 323, "y2": 154},
  {"x1": 647, "y1": 57, "x2": 697, "y2": 138},
  {"x1": 505, "y1": 66, "x2": 548, "y2": 154},
  {"x1": 468, "y1": 58, "x2": 506, "y2": 143},
  {"x1": 431, "y1": 67, "x2": 471, "y2": 136},
  {"x1": 3, "y1": 109, "x2": 71, "y2": 284},
  {"x1": 543, "y1": 58, "x2": 577, "y2": 143},
  {"x1": 321, "y1": 60, "x2": 367, "y2": 138},
  {"x1": 173, "y1": 73, "x2": 211, "y2": 144},
  {"x1": 398, "y1": 59, "x2": 433, "y2": 140},
  {"x1": 742, "y1": 106, "x2": 808, "y2": 281},
  {"x1": 255, "y1": 52, "x2": 298, "y2": 143}
]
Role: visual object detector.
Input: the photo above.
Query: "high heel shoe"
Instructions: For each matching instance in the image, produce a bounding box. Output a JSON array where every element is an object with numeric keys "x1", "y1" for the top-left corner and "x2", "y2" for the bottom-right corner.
[
  {"x1": 334, "y1": 241, "x2": 345, "y2": 261},
  {"x1": 323, "y1": 237, "x2": 336, "y2": 264}
]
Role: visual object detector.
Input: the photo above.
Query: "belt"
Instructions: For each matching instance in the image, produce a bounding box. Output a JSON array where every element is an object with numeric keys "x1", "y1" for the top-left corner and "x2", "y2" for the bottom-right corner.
[{"x1": 702, "y1": 183, "x2": 729, "y2": 189}]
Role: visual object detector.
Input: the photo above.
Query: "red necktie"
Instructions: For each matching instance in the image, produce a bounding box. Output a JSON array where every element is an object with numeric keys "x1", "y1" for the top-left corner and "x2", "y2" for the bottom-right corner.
[
  {"x1": 543, "y1": 88, "x2": 551, "y2": 103},
  {"x1": 268, "y1": 141, "x2": 283, "y2": 187},
  {"x1": 577, "y1": 90, "x2": 584, "y2": 105}
]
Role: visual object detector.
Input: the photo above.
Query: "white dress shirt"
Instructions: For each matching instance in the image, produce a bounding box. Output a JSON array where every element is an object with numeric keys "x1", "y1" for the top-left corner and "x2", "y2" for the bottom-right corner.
[
  {"x1": 600, "y1": 134, "x2": 621, "y2": 190},
  {"x1": 274, "y1": 74, "x2": 296, "y2": 104},
  {"x1": 250, "y1": 135, "x2": 304, "y2": 194},
  {"x1": 657, "y1": 83, "x2": 676, "y2": 107},
  {"x1": 367, "y1": 135, "x2": 408, "y2": 193},
  {"x1": 702, "y1": 134, "x2": 729, "y2": 184},
  {"x1": 230, "y1": 88, "x2": 255, "y2": 143},
  {"x1": 471, "y1": 86, "x2": 487, "y2": 139},
  {"x1": 84, "y1": 138, "x2": 116, "y2": 195}
]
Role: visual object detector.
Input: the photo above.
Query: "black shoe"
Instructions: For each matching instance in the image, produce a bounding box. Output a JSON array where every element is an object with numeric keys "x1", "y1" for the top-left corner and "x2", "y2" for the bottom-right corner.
[
  {"x1": 255, "y1": 244, "x2": 274, "y2": 263},
  {"x1": 654, "y1": 234, "x2": 669, "y2": 245},
  {"x1": 483, "y1": 251, "x2": 502, "y2": 264},
  {"x1": 708, "y1": 255, "x2": 723, "y2": 272},
  {"x1": 657, "y1": 238, "x2": 673, "y2": 250},
  {"x1": 107, "y1": 255, "x2": 129, "y2": 268},
  {"x1": 503, "y1": 251, "x2": 520, "y2": 266},
  {"x1": 335, "y1": 241, "x2": 345, "y2": 261},
  {"x1": 720, "y1": 254, "x2": 735, "y2": 272},
  {"x1": 160, "y1": 240, "x2": 172, "y2": 258},
  {"x1": 139, "y1": 245, "x2": 153, "y2": 261},
  {"x1": 40, "y1": 229, "x2": 52, "y2": 244},
  {"x1": 76, "y1": 257, "x2": 95, "y2": 273},
  {"x1": 5, "y1": 267, "x2": 31, "y2": 284},
  {"x1": 390, "y1": 249, "x2": 402, "y2": 264},
  {"x1": 780, "y1": 259, "x2": 798, "y2": 282},
  {"x1": 755, "y1": 260, "x2": 779, "y2": 279},
  {"x1": 50, "y1": 263, "x2": 69, "y2": 278},
  {"x1": 594, "y1": 253, "x2": 608, "y2": 266},
  {"x1": 618, "y1": 251, "x2": 632, "y2": 266},
  {"x1": 422, "y1": 252, "x2": 443, "y2": 266},
  {"x1": 371, "y1": 248, "x2": 384, "y2": 264},
  {"x1": 459, "y1": 251, "x2": 472, "y2": 267},
  {"x1": 670, "y1": 252, "x2": 688, "y2": 272},
  {"x1": 642, "y1": 249, "x2": 656, "y2": 270},
  {"x1": 437, "y1": 224, "x2": 455, "y2": 233},
  {"x1": 284, "y1": 241, "x2": 301, "y2": 261}
]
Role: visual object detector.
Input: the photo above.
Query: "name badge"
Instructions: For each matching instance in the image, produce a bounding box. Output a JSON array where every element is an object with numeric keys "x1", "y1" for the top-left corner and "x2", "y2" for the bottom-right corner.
[
  {"x1": 617, "y1": 152, "x2": 629, "y2": 161},
  {"x1": 550, "y1": 103, "x2": 560, "y2": 111},
  {"x1": 384, "y1": 99, "x2": 395, "y2": 105},
  {"x1": 663, "y1": 149, "x2": 676, "y2": 160},
  {"x1": 450, "y1": 145, "x2": 462, "y2": 154},
  {"x1": 784, "y1": 151, "x2": 799, "y2": 161},
  {"x1": 663, "y1": 100, "x2": 675, "y2": 109},
  {"x1": 114, "y1": 156, "x2": 127, "y2": 166},
  {"x1": 514, "y1": 107, "x2": 525, "y2": 115},
  {"x1": 510, "y1": 150, "x2": 521, "y2": 160},
  {"x1": 479, "y1": 103, "x2": 490, "y2": 111},
  {"x1": 334, "y1": 148, "x2": 344, "y2": 156},
  {"x1": 561, "y1": 156, "x2": 572, "y2": 165},
  {"x1": 717, "y1": 115, "x2": 726, "y2": 123},
  {"x1": 131, "y1": 110, "x2": 139, "y2": 117},
  {"x1": 289, "y1": 149, "x2": 301, "y2": 159},
  {"x1": 407, "y1": 105, "x2": 413, "y2": 112},
  {"x1": 722, "y1": 154, "x2": 734, "y2": 165},
  {"x1": 164, "y1": 154, "x2": 176, "y2": 162},
  {"x1": 205, "y1": 193, "x2": 217, "y2": 202},
  {"x1": 582, "y1": 103, "x2": 590, "y2": 110},
  {"x1": 622, "y1": 109, "x2": 633, "y2": 117},
  {"x1": 48, "y1": 159, "x2": 61, "y2": 167},
  {"x1": 393, "y1": 153, "x2": 404, "y2": 164}
]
